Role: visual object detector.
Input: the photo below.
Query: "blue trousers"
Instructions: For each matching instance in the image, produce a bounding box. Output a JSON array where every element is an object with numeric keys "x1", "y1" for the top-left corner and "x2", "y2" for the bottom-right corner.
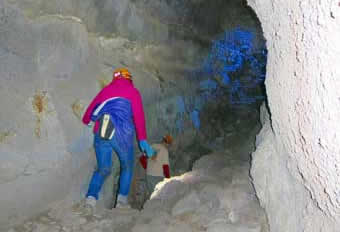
[{"x1": 86, "y1": 134, "x2": 134, "y2": 200}]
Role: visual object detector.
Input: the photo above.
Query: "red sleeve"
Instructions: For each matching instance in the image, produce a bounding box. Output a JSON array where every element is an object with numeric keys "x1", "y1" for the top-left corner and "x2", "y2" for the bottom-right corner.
[
  {"x1": 139, "y1": 155, "x2": 148, "y2": 169},
  {"x1": 130, "y1": 89, "x2": 147, "y2": 140},
  {"x1": 82, "y1": 88, "x2": 105, "y2": 125},
  {"x1": 163, "y1": 164, "x2": 170, "y2": 178}
]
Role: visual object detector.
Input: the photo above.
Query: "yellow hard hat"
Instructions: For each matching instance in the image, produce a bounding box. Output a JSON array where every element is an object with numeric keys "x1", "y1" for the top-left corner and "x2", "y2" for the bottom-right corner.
[
  {"x1": 113, "y1": 67, "x2": 132, "y2": 80},
  {"x1": 163, "y1": 135, "x2": 173, "y2": 145}
]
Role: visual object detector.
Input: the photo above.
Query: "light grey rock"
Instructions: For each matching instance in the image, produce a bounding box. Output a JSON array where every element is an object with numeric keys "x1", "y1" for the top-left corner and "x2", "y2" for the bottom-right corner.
[
  {"x1": 217, "y1": 167, "x2": 233, "y2": 179},
  {"x1": 0, "y1": 3, "x2": 96, "y2": 228},
  {"x1": 0, "y1": 151, "x2": 29, "y2": 184},
  {"x1": 167, "y1": 221, "x2": 193, "y2": 232},
  {"x1": 149, "y1": 178, "x2": 191, "y2": 205},
  {"x1": 132, "y1": 216, "x2": 170, "y2": 232},
  {"x1": 132, "y1": 224, "x2": 151, "y2": 232},
  {"x1": 191, "y1": 183, "x2": 222, "y2": 224},
  {"x1": 227, "y1": 211, "x2": 239, "y2": 224},
  {"x1": 8, "y1": 148, "x2": 268, "y2": 232},
  {"x1": 32, "y1": 223, "x2": 50, "y2": 232},
  {"x1": 207, "y1": 222, "x2": 261, "y2": 232},
  {"x1": 61, "y1": 226, "x2": 71, "y2": 232},
  {"x1": 248, "y1": 0, "x2": 340, "y2": 230},
  {"x1": 205, "y1": 209, "x2": 229, "y2": 226},
  {"x1": 191, "y1": 154, "x2": 230, "y2": 180},
  {"x1": 172, "y1": 191, "x2": 201, "y2": 216}
]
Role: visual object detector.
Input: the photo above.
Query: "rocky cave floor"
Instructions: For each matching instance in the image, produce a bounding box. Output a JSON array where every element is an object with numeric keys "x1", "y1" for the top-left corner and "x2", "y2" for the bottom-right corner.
[{"x1": 8, "y1": 105, "x2": 269, "y2": 232}]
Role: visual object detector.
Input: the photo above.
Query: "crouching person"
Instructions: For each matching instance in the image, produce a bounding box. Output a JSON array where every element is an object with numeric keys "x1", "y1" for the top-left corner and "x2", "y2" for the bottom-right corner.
[
  {"x1": 139, "y1": 135, "x2": 172, "y2": 197},
  {"x1": 82, "y1": 68, "x2": 155, "y2": 210}
]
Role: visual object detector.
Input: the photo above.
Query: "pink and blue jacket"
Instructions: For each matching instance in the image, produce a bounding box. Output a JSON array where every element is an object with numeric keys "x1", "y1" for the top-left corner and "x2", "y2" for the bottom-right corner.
[{"x1": 82, "y1": 78, "x2": 147, "y2": 141}]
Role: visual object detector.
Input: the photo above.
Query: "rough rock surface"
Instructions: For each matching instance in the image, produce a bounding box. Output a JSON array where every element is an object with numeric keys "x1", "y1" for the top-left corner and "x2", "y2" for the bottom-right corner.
[
  {"x1": 0, "y1": 0, "x2": 264, "y2": 228},
  {"x1": 8, "y1": 151, "x2": 268, "y2": 232},
  {"x1": 248, "y1": 1, "x2": 340, "y2": 231},
  {"x1": 9, "y1": 0, "x2": 263, "y2": 44},
  {"x1": 0, "y1": 1, "x2": 193, "y2": 227}
]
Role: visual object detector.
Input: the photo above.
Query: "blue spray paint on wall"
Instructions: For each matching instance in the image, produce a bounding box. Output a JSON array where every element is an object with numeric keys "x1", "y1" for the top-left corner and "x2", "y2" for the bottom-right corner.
[
  {"x1": 176, "y1": 96, "x2": 186, "y2": 114},
  {"x1": 170, "y1": 29, "x2": 266, "y2": 133},
  {"x1": 201, "y1": 28, "x2": 267, "y2": 105},
  {"x1": 199, "y1": 79, "x2": 218, "y2": 91},
  {"x1": 175, "y1": 96, "x2": 186, "y2": 132},
  {"x1": 175, "y1": 116, "x2": 184, "y2": 132},
  {"x1": 190, "y1": 110, "x2": 200, "y2": 129}
]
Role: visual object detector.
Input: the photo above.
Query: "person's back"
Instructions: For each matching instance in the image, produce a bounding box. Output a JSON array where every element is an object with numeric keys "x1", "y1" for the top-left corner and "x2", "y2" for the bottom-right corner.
[
  {"x1": 82, "y1": 68, "x2": 155, "y2": 210},
  {"x1": 82, "y1": 77, "x2": 147, "y2": 142}
]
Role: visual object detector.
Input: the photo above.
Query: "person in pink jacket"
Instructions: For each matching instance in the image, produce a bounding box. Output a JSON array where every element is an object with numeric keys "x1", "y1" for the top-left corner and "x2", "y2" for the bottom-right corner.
[{"x1": 82, "y1": 68, "x2": 155, "y2": 209}]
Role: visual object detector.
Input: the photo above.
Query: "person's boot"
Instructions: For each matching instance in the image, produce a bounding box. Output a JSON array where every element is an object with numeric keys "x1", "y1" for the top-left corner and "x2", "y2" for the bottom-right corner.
[
  {"x1": 84, "y1": 196, "x2": 97, "y2": 213},
  {"x1": 115, "y1": 194, "x2": 131, "y2": 209},
  {"x1": 115, "y1": 201, "x2": 131, "y2": 209}
]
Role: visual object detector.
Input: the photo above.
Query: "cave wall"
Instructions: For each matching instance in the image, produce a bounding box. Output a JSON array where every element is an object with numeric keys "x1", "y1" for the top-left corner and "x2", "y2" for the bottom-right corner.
[
  {"x1": 248, "y1": 0, "x2": 340, "y2": 231},
  {"x1": 0, "y1": 0, "x2": 264, "y2": 228},
  {"x1": 0, "y1": 3, "x2": 94, "y2": 227},
  {"x1": 0, "y1": 2, "x2": 164, "y2": 228}
]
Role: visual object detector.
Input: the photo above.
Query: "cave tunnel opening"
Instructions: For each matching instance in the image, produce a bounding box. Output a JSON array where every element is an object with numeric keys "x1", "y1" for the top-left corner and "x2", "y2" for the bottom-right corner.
[
  {"x1": 0, "y1": 0, "x2": 271, "y2": 231},
  {"x1": 124, "y1": 0, "x2": 268, "y2": 210},
  {"x1": 159, "y1": 27, "x2": 268, "y2": 176}
]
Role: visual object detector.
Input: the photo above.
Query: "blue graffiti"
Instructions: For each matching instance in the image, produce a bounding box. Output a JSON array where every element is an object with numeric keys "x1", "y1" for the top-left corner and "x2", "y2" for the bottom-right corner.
[
  {"x1": 174, "y1": 96, "x2": 186, "y2": 132},
  {"x1": 175, "y1": 116, "x2": 184, "y2": 132},
  {"x1": 170, "y1": 29, "x2": 267, "y2": 133},
  {"x1": 190, "y1": 110, "x2": 200, "y2": 129},
  {"x1": 199, "y1": 79, "x2": 218, "y2": 91},
  {"x1": 201, "y1": 28, "x2": 267, "y2": 104},
  {"x1": 176, "y1": 96, "x2": 186, "y2": 114}
]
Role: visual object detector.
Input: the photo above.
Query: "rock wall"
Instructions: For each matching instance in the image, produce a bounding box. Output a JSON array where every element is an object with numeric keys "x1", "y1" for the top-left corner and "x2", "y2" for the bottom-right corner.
[
  {"x1": 10, "y1": 0, "x2": 262, "y2": 44},
  {"x1": 0, "y1": 2, "x2": 94, "y2": 227},
  {"x1": 0, "y1": 0, "x2": 264, "y2": 229},
  {"x1": 248, "y1": 1, "x2": 340, "y2": 231},
  {"x1": 0, "y1": 2, "x2": 164, "y2": 228}
]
